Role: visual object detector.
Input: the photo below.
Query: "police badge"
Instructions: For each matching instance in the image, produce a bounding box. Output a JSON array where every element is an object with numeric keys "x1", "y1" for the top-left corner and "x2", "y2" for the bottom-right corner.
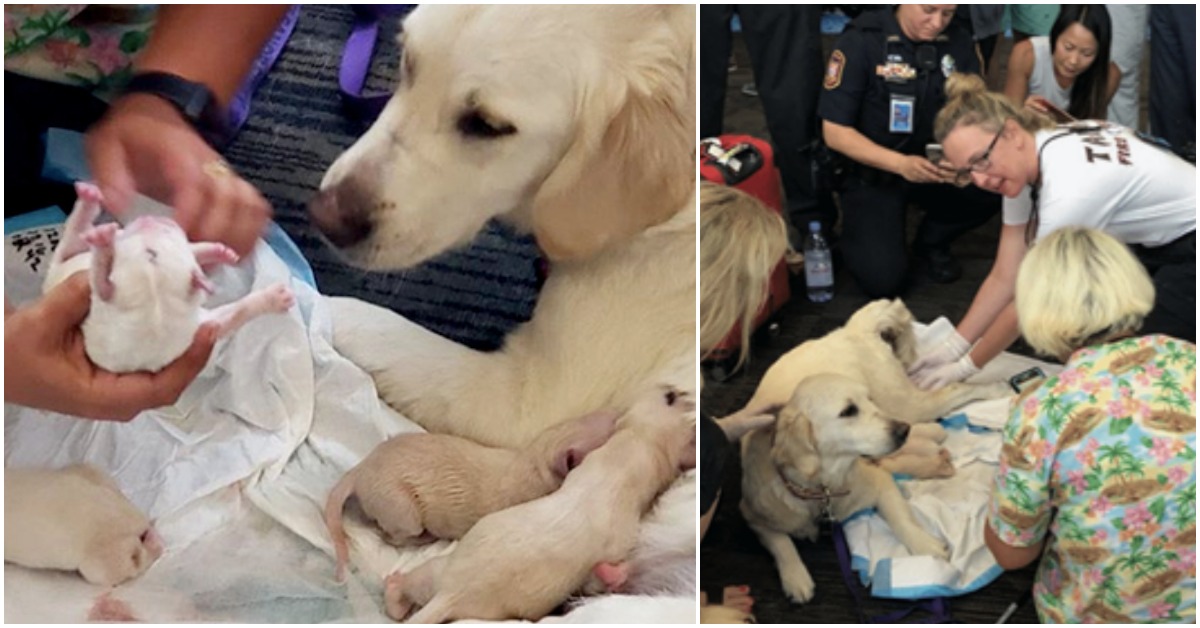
[{"x1": 941, "y1": 54, "x2": 956, "y2": 78}]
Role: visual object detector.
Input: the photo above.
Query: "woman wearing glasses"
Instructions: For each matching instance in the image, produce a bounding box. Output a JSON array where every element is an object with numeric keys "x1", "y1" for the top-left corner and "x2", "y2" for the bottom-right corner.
[
  {"x1": 909, "y1": 72, "x2": 1195, "y2": 389},
  {"x1": 819, "y1": 5, "x2": 999, "y2": 297}
]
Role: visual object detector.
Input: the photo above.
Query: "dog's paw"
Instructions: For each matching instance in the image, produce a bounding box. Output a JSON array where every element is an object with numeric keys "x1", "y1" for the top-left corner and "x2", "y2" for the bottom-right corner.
[
  {"x1": 934, "y1": 448, "x2": 956, "y2": 478},
  {"x1": 82, "y1": 223, "x2": 120, "y2": 249},
  {"x1": 780, "y1": 566, "x2": 815, "y2": 604},
  {"x1": 383, "y1": 571, "x2": 413, "y2": 621},
  {"x1": 907, "y1": 532, "x2": 951, "y2": 561},
  {"x1": 74, "y1": 181, "x2": 104, "y2": 205},
  {"x1": 909, "y1": 422, "x2": 947, "y2": 444},
  {"x1": 263, "y1": 283, "x2": 296, "y2": 313}
]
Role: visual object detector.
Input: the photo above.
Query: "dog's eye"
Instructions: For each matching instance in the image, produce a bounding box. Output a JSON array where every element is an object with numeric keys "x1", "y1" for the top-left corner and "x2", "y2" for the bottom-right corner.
[
  {"x1": 839, "y1": 404, "x2": 858, "y2": 419},
  {"x1": 457, "y1": 110, "x2": 516, "y2": 139}
]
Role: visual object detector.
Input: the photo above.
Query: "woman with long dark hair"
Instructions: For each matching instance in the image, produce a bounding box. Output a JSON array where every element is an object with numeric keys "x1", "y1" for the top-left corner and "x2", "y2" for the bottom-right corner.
[{"x1": 1003, "y1": 5, "x2": 1120, "y2": 121}]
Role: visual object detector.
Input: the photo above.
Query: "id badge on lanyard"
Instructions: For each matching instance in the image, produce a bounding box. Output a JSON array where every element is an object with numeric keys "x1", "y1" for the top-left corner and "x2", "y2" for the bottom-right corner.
[{"x1": 890, "y1": 95, "x2": 915, "y2": 134}]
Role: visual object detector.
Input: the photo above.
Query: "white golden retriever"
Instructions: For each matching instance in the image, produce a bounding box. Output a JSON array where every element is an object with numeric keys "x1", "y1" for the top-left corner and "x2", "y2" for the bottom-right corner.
[
  {"x1": 725, "y1": 299, "x2": 1011, "y2": 428},
  {"x1": 739, "y1": 375, "x2": 953, "y2": 604},
  {"x1": 725, "y1": 300, "x2": 1011, "y2": 603},
  {"x1": 310, "y1": 5, "x2": 696, "y2": 449}
]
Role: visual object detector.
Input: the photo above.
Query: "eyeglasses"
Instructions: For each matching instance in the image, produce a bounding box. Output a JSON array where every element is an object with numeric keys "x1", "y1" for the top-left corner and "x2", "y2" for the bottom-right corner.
[{"x1": 949, "y1": 120, "x2": 1007, "y2": 187}]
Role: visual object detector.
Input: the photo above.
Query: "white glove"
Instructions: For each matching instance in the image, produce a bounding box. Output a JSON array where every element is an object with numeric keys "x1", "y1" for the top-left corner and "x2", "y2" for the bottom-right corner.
[
  {"x1": 912, "y1": 354, "x2": 980, "y2": 390},
  {"x1": 907, "y1": 330, "x2": 971, "y2": 376}
]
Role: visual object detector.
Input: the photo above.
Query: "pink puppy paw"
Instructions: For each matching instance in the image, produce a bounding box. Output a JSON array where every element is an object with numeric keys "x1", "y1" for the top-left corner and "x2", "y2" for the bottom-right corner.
[
  {"x1": 74, "y1": 181, "x2": 104, "y2": 204},
  {"x1": 264, "y1": 283, "x2": 295, "y2": 312},
  {"x1": 81, "y1": 223, "x2": 120, "y2": 248}
]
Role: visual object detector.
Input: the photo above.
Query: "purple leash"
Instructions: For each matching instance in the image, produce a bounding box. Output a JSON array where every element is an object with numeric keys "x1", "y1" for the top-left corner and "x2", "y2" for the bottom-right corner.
[
  {"x1": 831, "y1": 522, "x2": 955, "y2": 623},
  {"x1": 339, "y1": 5, "x2": 416, "y2": 121}
]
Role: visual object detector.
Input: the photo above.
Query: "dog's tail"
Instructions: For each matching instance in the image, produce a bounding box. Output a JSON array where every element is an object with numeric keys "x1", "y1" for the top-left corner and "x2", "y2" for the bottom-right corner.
[{"x1": 323, "y1": 469, "x2": 357, "y2": 582}]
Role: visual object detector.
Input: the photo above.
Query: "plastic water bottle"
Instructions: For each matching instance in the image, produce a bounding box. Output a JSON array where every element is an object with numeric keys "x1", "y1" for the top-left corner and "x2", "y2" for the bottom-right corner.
[{"x1": 804, "y1": 221, "x2": 834, "y2": 303}]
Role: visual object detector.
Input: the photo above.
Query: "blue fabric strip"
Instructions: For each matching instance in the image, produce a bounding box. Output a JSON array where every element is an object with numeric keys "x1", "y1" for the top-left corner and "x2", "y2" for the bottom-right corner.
[{"x1": 5, "y1": 207, "x2": 67, "y2": 235}]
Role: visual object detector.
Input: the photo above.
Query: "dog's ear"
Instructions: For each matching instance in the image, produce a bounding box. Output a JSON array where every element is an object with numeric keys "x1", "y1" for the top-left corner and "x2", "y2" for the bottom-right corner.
[
  {"x1": 770, "y1": 405, "x2": 821, "y2": 482},
  {"x1": 529, "y1": 18, "x2": 694, "y2": 261}
]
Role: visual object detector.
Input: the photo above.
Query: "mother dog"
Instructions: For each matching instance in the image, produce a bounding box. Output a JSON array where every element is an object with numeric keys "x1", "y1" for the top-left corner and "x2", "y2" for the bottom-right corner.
[{"x1": 310, "y1": 6, "x2": 695, "y2": 448}]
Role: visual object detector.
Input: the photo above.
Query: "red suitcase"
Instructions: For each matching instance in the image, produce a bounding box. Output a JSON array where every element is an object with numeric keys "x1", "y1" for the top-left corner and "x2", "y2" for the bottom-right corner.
[{"x1": 700, "y1": 135, "x2": 791, "y2": 371}]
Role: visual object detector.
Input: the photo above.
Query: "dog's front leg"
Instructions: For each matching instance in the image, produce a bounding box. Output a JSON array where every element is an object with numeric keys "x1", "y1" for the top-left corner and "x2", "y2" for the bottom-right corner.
[
  {"x1": 860, "y1": 462, "x2": 949, "y2": 559},
  {"x1": 748, "y1": 524, "x2": 815, "y2": 604},
  {"x1": 328, "y1": 296, "x2": 520, "y2": 446},
  {"x1": 877, "y1": 380, "x2": 1010, "y2": 424}
]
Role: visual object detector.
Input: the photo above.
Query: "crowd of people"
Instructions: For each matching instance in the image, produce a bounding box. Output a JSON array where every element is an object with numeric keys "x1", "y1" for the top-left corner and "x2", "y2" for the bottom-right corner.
[{"x1": 702, "y1": 4, "x2": 1195, "y2": 623}]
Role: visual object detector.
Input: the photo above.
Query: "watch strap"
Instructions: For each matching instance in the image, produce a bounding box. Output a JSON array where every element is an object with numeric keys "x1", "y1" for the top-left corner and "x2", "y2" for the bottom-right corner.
[{"x1": 123, "y1": 71, "x2": 229, "y2": 145}]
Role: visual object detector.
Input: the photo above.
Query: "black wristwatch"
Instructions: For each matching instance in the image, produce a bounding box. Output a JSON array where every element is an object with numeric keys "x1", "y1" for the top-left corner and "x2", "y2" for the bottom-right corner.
[{"x1": 121, "y1": 71, "x2": 229, "y2": 145}]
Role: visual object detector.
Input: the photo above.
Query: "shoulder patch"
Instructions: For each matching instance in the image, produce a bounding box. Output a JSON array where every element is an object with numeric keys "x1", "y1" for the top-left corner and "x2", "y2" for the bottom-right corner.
[{"x1": 825, "y1": 50, "x2": 846, "y2": 90}]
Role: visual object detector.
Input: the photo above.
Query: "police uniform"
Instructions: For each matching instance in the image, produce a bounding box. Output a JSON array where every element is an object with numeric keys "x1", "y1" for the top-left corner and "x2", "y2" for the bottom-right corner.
[
  {"x1": 819, "y1": 8, "x2": 999, "y2": 298},
  {"x1": 700, "y1": 6, "x2": 833, "y2": 239}
]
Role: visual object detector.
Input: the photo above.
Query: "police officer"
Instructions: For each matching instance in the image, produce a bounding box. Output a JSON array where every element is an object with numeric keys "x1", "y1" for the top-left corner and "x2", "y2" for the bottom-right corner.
[{"x1": 820, "y1": 5, "x2": 999, "y2": 297}]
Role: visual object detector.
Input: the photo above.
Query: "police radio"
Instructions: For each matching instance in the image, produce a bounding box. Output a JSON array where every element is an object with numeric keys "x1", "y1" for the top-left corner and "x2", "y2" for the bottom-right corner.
[{"x1": 915, "y1": 44, "x2": 938, "y2": 73}]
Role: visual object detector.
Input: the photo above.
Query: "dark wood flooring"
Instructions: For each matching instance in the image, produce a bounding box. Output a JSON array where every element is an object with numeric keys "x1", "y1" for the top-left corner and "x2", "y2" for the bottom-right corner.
[{"x1": 700, "y1": 32, "x2": 1045, "y2": 624}]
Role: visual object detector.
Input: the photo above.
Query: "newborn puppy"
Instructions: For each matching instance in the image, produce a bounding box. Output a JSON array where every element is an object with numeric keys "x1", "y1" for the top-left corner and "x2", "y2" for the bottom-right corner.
[
  {"x1": 324, "y1": 409, "x2": 619, "y2": 581},
  {"x1": 383, "y1": 387, "x2": 695, "y2": 623},
  {"x1": 4, "y1": 464, "x2": 164, "y2": 586},
  {"x1": 43, "y1": 182, "x2": 294, "y2": 373}
]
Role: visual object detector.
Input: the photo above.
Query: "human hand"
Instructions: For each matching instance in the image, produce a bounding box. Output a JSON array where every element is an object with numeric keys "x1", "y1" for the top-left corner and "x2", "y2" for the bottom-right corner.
[
  {"x1": 908, "y1": 330, "x2": 971, "y2": 376},
  {"x1": 4, "y1": 273, "x2": 218, "y2": 421},
  {"x1": 912, "y1": 353, "x2": 980, "y2": 390},
  {"x1": 85, "y1": 93, "x2": 271, "y2": 257},
  {"x1": 897, "y1": 155, "x2": 949, "y2": 184}
]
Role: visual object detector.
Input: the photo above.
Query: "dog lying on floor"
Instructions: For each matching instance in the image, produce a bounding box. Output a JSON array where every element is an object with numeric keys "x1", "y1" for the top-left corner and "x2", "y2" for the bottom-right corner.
[
  {"x1": 726, "y1": 299, "x2": 1012, "y2": 603},
  {"x1": 306, "y1": 5, "x2": 697, "y2": 616},
  {"x1": 740, "y1": 374, "x2": 955, "y2": 604}
]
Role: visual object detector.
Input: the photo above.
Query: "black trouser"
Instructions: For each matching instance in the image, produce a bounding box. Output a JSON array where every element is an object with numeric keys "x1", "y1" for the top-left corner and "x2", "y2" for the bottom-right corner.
[
  {"x1": 5, "y1": 72, "x2": 109, "y2": 217},
  {"x1": 1150, "y1": 6, "x2": 1196, "y2": 157},
  {"x1": 699, "y1": 5, "x2": 831, "y2": 233},
  {"x1": 1133, "y1": 231, "x2": 1196, "y2": 343},
  {"x1": 837, "y1": 174, "x2": 1000, "y2": 298}
]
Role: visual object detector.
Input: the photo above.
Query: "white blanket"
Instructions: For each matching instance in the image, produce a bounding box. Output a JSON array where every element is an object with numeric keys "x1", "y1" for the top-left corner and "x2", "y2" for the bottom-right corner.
[
  {"x1": 4, "y1": 224, "x2": 691, "y2": 622},
  {"x1": 840, "y1": 319, "x2": 1061, "y2": 599}
]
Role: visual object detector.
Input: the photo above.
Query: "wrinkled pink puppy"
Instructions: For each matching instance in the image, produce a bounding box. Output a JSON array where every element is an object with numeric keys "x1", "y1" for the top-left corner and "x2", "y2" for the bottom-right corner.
[
  {"x1": 324, "y1": 409, "x2": 619, "y2": 581},
  {"x1": 43, "y1": 182, "x2": 293, "y2": 373},
  {"x1": 4, "y1": 464, "x2": 164, "y2": 586}
]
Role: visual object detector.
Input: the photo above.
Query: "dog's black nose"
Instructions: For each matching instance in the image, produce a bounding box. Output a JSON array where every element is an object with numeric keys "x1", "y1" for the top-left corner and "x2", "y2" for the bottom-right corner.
[
  {"x1": 890, "y1": 421, "x2": 910, "y2": 444},
  {"x1": 309, "y1": 186, "x2": 373, "y2": 249}
]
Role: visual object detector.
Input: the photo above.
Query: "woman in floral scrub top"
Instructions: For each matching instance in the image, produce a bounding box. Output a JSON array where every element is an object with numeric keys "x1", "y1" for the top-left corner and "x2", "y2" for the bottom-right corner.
[{"x1": 988, "y1": 226, "x2": 1196, "y2": 623}]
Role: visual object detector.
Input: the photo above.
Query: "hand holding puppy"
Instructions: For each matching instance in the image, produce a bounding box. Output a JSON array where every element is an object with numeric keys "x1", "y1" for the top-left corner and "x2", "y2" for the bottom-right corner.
[{"x1": 4, "y1": 273, "x2": 218, "y2": 421}]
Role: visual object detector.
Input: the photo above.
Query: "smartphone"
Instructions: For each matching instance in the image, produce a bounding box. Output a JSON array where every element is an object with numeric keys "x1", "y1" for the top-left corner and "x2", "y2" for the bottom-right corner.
[
  {"x1": 925, "y1": 143, "x2": 945, "y2": 164},
  {"x1": 1009, "y1": 367, "x2": 1046, "y2": 394},
  {"x1": 1029, "y1": 96, "x2": 1075, "y2": 124}
]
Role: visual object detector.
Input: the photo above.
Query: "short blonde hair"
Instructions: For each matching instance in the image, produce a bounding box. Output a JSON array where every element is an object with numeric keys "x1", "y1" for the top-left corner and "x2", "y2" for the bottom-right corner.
[
  {"x1": 1015, "y1": 227, "x2": 1155, "y2": 359},
  {"x1": 934, "y1": 73, "x2": 1057, "y2": 142},
  {"x1": 699, "y1": 182, "x2": 788, "y2": 366}
]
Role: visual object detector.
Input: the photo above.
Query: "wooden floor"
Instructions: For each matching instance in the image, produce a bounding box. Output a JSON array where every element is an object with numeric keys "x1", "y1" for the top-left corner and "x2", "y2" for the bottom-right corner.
[{"x1": 699, "y1": 30, "x2": 1053, "y2": 624}]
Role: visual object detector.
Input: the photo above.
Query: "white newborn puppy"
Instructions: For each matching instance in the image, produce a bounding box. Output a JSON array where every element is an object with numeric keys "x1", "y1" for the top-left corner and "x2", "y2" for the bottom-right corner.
[
  {"x1": 4, "y1": 464, "x2": 164, "y2": 586},
  {"x1": 43, "y1": 182, "x2": 294, "y2": 373},
  {"x1": 325, "y1": 409, "x2": 619, "y2": 581},
  {"x1": 383, "y1": 387, "x2": 696, "y2": 623}
]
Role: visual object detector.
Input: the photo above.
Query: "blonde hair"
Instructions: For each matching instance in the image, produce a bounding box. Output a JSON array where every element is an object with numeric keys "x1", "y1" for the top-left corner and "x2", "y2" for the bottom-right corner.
[
  {"x1": 934, "y1": 73, "x2": 1057, "y2": 142},
  {"x1": 1015, "y1": 227, "x2": 1155, "y2": 359},
  {"x1": 699, "y1": 182, "x2": 788, "y2": 366}
]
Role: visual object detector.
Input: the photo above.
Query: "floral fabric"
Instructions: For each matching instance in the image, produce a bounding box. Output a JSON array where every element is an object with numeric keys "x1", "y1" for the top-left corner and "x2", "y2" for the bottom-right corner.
[
  {"x1": 989, "y1": 335, "x2": 1197, "y2": 623},
  {"x1": 5, "y1": 5, "x2": 156, "y2": 97}
]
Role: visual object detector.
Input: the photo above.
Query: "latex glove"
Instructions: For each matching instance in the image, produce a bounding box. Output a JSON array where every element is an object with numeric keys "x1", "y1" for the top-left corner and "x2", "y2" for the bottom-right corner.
[
  {"x1": 908, "y1": 330, "x2": 971, "y2": 376},
  {"x1": 86, "y1": 93, "x2": 271, "y2": 257},
  {"x1": 912, "y1": 354, "x2": 980, "y2": 390}
]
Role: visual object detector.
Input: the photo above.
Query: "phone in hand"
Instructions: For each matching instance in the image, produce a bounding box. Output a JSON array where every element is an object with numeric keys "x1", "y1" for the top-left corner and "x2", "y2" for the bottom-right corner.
[
  {"x1": 925, "y1": 143, "x2": 945, "y2": 164},
  {"x1": 1008, "y1": 367, "x2": 1046, "y2": 394}
]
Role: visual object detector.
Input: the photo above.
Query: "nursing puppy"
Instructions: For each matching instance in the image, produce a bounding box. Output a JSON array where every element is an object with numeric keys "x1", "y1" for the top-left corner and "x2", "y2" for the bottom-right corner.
[
  {"x1": 4, "y1": 464, "x2": 164, "y2": 586},
  {"x1": 382, "y1": 387, "x2": 696, "y2": 623},
  {"x1": 323, "y1": 409, "x2": 618, "y2": 580},
  {"x1": 44, "y1": 182, "x2": 294, "y2": 373},
  {"x1": 740, "y1": 374, "x2": 952, "y2": 604}
]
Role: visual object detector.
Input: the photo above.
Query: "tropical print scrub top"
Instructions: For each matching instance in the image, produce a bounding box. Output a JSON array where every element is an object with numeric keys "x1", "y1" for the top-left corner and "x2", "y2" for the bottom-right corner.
[{"x1": 989, "y1": 335, "x2": 1196, "y2": 623}]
